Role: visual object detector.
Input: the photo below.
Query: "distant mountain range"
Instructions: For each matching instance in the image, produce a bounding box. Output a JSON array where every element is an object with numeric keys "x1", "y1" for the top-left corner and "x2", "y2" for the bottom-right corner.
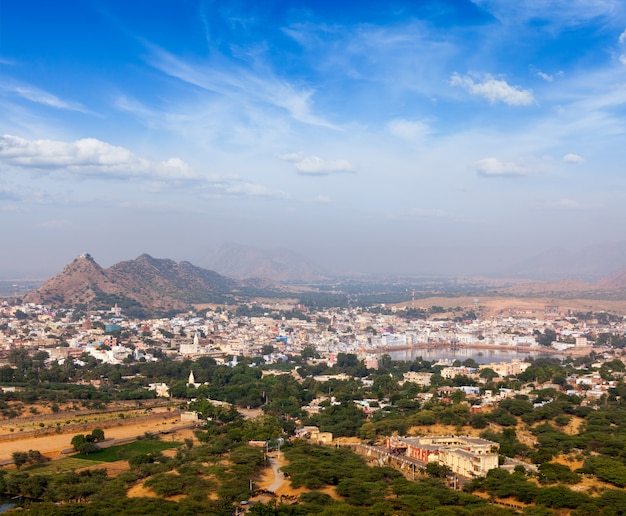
[
  {"x1": 498, "y1": 241, "x2": 626, "y2": 282},
  {"x1": 20, "y1": 243, "x2": 626, "y2": 316},
  {"x1": 199, "y1": 243, "x2": 329, "y2": 282},
  {"x1": 23, "y1": 253, "x2": 238, "y2": 315}
]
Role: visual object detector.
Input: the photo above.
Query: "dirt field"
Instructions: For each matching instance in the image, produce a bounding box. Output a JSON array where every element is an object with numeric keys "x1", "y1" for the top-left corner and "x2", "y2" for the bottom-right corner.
[
  {"x1": 0, "y1": 411, "x2": 185, "y2": 461},
  {"x1": 398, "y1": 296, "x2": 626, "y2": 318}
]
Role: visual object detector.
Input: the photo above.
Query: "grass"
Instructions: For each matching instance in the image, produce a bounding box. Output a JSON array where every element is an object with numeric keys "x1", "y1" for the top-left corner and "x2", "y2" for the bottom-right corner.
[
  {"x1": 26, "y1": 457, "x2": 100, "y2": 474},
  {"x1": 24, "y1": 440, "x2": 182, "y2": 474},
  {"x1": 74, "y1": 439, "x2": 181, "y2": 462}
]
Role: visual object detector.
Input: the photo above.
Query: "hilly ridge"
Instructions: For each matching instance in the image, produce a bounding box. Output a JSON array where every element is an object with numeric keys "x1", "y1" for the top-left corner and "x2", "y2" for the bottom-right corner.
[{"x1": 23, "y1": 253, "x2": 238, "y2": 315}]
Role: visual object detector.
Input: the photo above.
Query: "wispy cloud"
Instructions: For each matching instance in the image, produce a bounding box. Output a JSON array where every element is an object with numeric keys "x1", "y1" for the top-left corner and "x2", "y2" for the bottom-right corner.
[
  {"x1": 451, "y1": 73, "x2": 534, "y2": 106},
  {"x1": 148, "y1": 47, "x2": 337, "y2": 129},
  {"x1": 619, "y1": 28, "x2": 626, "y2": 65},
  {"x1": 278, "y1": 152, "x2": 355, "y2": 175},
  {"x1": 387, "y1": 119, "x2": 431, "y2": 141},
  {"x1": 0, "y1": 82, "x2": 88, "y2": 113},
  {"x1": 471, "y1": 0, "x2": 622, "y2": 27}
]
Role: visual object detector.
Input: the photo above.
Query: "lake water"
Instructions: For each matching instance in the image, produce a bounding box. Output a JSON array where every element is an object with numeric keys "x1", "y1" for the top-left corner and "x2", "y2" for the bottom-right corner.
[
  {"x1": 388, "y1": 347, "x2": 547, "y2": 364},
  {"x1": 0, "y1": 499, "x2": 15, "y2": 513}
]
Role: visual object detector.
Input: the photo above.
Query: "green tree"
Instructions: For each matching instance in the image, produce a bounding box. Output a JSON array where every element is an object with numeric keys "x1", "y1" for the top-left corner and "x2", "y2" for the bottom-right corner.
[
  {"x1": 90, "y1": 428, "x2": 105, "y2": 442},
  {"x1": 71, "y1": 434, "x2": 87, "y2": 452},
  {"x1": 12, "y1": 452, "x2": 28, "y2": 470}
]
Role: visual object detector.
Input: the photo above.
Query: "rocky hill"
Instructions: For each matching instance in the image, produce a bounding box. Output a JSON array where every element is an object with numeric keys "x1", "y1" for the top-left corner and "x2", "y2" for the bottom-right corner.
[{"x1": 23, "y1": 253, "x2": 238, "y2": 315}]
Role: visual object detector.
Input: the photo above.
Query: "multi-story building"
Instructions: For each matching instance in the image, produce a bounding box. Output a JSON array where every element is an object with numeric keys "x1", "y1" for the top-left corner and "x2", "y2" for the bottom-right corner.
[{"x1": 386, "y1": 435, "x2": 499, "y2": 477}]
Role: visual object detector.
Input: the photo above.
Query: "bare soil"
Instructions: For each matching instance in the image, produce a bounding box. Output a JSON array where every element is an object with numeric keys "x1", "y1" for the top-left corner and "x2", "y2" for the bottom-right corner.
[
  {"x1": 399, "y1": 295, "x2": 626, "y2": 318},
  {"x1": 0, "y1": 407, "x2": 185, "y2": 461}
]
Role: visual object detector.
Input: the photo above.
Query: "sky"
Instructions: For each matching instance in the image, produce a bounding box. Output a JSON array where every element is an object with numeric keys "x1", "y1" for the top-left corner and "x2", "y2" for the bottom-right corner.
[{"x1": 1, "y1": 0, "x2": 626, "y2": 278}]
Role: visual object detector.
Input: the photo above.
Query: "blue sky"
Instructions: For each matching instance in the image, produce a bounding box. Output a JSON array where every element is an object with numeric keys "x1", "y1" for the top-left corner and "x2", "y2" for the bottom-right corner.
[{"x1": 2, "y1": 0, "x2": 626, "y2": 278}]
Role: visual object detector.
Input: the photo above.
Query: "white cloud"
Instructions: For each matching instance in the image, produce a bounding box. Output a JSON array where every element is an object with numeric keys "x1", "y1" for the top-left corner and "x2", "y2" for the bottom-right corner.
[
  {"x1": 387, "y1": 119, "x2": 431, "y2": 141},
  {"x1": 536, "y1": 71, "x2": 554, "y2": 82},
  {"x1": 620, "y1": 54, "x2": 626, "y2": 66},
  {"x1": 202, "y1": 179, "x2": 289, "y2": 199},
  {"x1": 278, "y1": 153, "x2": 355, "y2": 175},
  {"x1": 563, "y1": 153, "x2": 584, "y2": 164},
  {"x1": 619, "y1": 29, "x2": 626, "y2": 44},
  {"x1": 0, "y1": 134, "x2": 193, "y2": 179},
  {"x1": 475, "y1": 157, "x2": 531, "y2": 177},
  {"x1": 451, "y1": 73, "x2": 534, "y2": 106},
  {"x1": 160, "y1": 157, "x2": 194, "y2": 178},
  {"x1": 278, "y1": 152, "x2": 305, "y2": 162}
]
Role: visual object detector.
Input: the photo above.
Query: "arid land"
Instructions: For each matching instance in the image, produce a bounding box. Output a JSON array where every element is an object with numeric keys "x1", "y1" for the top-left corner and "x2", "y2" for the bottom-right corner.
[
  {"x1": 0, "y1": 401, "x2": 185, "y2": 462},
  {"x1": 401, "y1": 296, "x2": 626, "y2": 317}
]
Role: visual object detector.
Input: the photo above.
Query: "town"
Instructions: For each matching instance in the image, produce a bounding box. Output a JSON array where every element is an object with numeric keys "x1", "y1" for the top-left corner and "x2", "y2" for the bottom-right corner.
[{"x1": 1, "y1": 297, "x2": 626, "y2": 493}]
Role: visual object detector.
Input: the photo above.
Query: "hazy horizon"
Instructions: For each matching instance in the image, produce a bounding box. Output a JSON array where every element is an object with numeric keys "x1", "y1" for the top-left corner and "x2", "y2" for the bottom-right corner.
[
  {"x1": 4, "y1": 239, "x2": 626, "y2": 284},
  {"x1": 2, "y1": 2, "x2": 626, "y2": 280}
]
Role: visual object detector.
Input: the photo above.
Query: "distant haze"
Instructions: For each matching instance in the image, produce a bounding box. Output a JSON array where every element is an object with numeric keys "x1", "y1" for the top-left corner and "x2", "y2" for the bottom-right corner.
[{"x1": 5, "y1": 240, "x2": 626, "y2": 283}]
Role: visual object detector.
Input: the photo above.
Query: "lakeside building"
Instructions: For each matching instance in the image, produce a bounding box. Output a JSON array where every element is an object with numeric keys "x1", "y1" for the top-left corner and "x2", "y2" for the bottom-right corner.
[{"x1": 386, "y1": 435, "x2": 499, "y2": 478}]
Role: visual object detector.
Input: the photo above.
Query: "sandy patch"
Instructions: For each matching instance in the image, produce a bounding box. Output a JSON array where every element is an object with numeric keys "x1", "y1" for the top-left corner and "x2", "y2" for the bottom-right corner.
[
  {"x1": 562, "y1": 416, "x2": 584, "y2": 436},
  {"x1": 126, "y1": 479, "x2": 185, "y2": 501}
]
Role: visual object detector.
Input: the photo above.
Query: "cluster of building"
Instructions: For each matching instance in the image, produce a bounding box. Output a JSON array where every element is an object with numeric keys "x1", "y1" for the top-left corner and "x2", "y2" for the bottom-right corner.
[
  {"x1": 386, "y1": 435, "x2": 500, "y2": 478},
  {"x1": 1, "y1": 299, "x2": 620, "y2": 365},
  {"x1": 0, "y1": 299, "x2": 624, "y2": 400}
]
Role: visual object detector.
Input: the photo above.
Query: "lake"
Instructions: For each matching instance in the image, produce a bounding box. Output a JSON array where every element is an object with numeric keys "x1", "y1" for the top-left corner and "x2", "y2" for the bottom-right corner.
[{"x1": 388, "y1": 347, "x2": 548, "y2": 364}]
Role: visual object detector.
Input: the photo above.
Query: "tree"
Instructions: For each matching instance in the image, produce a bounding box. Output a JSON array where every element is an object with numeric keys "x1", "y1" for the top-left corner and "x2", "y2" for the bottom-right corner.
[
  {"x1": 301, "y1": 346, "x2": 320, "y2": 360},
  {"x1": 480, "y1": 368, "x2": 500, "y2": 381},
  {"x1": 425, "y1": 463, "x2": 451, "y2": 478},
  {"x1": 91, "y1": 428, "x2": 105, "y2": 442},
  {"x1": 71, "y1": 434, "x2": 87, "y2": 452},
  {"x1": 27, "y1": 450, "x2": 43, "y2": 464},
  {"x1": 12, "y1": 452, "x2": 28, "y2": 470},
  {"x1": 78, "y1": 442, "x2": 99, "y2": 455}
]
